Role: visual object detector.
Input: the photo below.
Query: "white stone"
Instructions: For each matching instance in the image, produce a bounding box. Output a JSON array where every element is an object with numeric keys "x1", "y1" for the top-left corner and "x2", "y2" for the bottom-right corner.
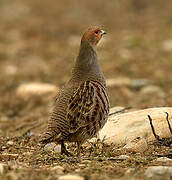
[
  {"x1": 58, "y1": 174, "x2": 84, "y2": 180},
  {"x1": 44, "y1": 143, "x2": 56, "y2": 152},
  {"x1": 54, "y1": 145, "x2": 61, "y2": 153},
  {"x1": 145, "y1": 166, "x2": 172, "y2": 180},
  {"x1": 99, "y1": 107, "x2": 172, "y2": 146},
  {"x1": 16, "y1": 82, "x2": 58, "y2": 98},
  {"x1": 117, "y1": 155, "x2": 130, "y2": 160}
]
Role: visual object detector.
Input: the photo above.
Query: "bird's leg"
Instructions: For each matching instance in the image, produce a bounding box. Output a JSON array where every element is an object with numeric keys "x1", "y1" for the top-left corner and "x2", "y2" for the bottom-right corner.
[
  {"x1": 61, "y1": 140, "x2": 73, "y2": 156},
  {"x1": 77, "y1": 141, "x2": 82, "y2": 157}
]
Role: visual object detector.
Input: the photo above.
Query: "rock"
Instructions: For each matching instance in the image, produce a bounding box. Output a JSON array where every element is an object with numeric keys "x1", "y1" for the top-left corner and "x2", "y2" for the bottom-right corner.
[
  {"x1": 106, "y1": 77, "x2": 132, "y2": 87},
  {"x1": 134, "y1": 85, "x2": 166, "y2": 107},
  {"x1": 140, "y1": 85, "x2": 165, "y2": 98},
  {"x1": 131, "y1": 79, "x2": 149, "y2": 89},
  {"x1": 50, "y1": 165, "x2": 64, "y2": 174},
  {"x1": 144, "y1": 166, "x2": 172, "y2": 180},
  {"x1": 16, "y1": 82, "x2": 58, "y2": 99},
  {"x1": 0, "y1": 163, "x2": 5, "y2": 174},
  {"x1": 44, "y1": 143, "x2": 56, "y2": 152},
  {"x1": 117, "y1": 155, "x2": 130, "y2": 160},
  {"x1": 58, "y1": 174, "x2": 84, "y2": 180},
  {"x1": 3, "y1": 65, "x2": 17, "y2": 75},
  {"x1": 156, "y1": 157, "x2": 172, "y2": 162},
  {"x1": 7, "y1": 141, "x2": 14, "y2": 146},
  {"x1": 162, "y1": 39, "x2": 172, "y2": 52},
  {"x1": 99, "y1": 107, "x2": 172, "y2": 146},
  {"x1": 106, "y1": 77, "x2": 149, "y2": 89}
]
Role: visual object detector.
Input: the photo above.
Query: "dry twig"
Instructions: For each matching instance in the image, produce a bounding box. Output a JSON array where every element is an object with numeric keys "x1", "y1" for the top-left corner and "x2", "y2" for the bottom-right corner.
[{"x1": 148, "y1": 112, "x2": 172, "y2": 146}]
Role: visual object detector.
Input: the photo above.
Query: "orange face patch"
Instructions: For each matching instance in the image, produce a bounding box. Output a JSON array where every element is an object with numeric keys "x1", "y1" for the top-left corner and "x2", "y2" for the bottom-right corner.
[{"x1": 84, "y1": 28, "x2": 104, "y2": 46}]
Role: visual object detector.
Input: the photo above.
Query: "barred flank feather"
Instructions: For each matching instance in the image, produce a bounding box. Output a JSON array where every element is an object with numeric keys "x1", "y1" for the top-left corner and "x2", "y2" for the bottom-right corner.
[{"x1": 67, "y1": 80, "x2": 109, "y2": 137}]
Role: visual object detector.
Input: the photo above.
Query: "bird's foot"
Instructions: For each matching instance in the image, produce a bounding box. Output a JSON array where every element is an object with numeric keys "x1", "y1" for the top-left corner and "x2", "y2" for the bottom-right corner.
[
  {"x1": 61, "y1": 148, "x2": 74, "y2": 157},
  {"x1": 61, "y1": 140, "x2": 74, "y2": 156}
]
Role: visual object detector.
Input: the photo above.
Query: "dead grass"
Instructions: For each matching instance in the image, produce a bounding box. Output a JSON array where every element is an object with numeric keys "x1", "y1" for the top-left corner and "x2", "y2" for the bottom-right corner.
[{"x1": 0, "y1": 0, "x2": 172, "y2": 179}]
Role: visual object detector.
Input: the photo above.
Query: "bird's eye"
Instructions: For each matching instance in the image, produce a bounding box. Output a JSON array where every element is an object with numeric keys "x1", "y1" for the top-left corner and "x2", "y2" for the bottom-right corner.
[{"x1": 94, "y1": 30, "x2": 99, "y2": 35}]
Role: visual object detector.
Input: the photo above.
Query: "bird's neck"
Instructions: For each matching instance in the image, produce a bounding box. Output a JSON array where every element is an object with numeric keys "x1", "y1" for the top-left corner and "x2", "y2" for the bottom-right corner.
[{"x1": 71, "y1": 40, "x2": 105, "y2": 83}]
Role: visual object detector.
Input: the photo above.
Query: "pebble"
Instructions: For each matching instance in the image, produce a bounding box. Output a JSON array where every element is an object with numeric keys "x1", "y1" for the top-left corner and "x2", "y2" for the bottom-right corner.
[
  {"x1": 7, "y1": 141, "x2": 14, "y2": 145},
  {"x1": 81, "y1": 160, "x2": 91, "y2": 164},
  {"x1": 50, "y1": 165, "x2": 64, "y2": 174},
  {"x1": 58, "y1": 174, "x2": 84, "y2": 180},
  {"x1": 156, "y1": 157, "x2": 172, "y2": 162},
  {"x1": 145, "y1": 166, "x2": 172, "y2": 180}
]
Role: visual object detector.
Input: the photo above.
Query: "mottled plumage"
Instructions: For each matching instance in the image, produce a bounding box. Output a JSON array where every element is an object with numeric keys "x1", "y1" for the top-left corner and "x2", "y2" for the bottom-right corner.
[{"x1": 40, "y1": 26, "x2": 110, "y2": 156}]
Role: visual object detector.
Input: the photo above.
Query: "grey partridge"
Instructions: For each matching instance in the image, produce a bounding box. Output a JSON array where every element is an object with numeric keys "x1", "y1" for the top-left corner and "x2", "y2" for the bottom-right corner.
[{"x1": 40, "y1": 26, "x2": 110, "y2": 156}]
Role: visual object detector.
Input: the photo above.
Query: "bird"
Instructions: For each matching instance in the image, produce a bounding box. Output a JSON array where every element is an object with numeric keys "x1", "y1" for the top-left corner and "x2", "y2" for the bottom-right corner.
[{"x1": 40, "y1": 26, "x2": 110, "y2": 156}]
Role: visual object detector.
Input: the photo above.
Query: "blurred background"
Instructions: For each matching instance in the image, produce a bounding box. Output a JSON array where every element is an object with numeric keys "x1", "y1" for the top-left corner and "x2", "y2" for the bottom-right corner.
[{"x1": 0, "y1": 0, "x2": 172, "y2": 136}]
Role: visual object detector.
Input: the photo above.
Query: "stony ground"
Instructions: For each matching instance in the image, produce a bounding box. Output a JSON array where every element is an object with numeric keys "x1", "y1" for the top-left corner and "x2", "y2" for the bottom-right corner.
[{"x1": 0, "y1": 0, "x2": 172, "y2": 179}]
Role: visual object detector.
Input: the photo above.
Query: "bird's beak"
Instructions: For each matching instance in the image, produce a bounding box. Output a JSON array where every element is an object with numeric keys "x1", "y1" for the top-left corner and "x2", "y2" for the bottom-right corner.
[{"x1": 101, "y1": 30, "x2": 107, "y2": 35}]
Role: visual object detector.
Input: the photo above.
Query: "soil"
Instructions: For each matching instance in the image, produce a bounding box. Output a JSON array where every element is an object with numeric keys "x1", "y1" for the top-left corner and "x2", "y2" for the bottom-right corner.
[{"x1": 0, "y1": 0, "x2": 172, "y2": 179}]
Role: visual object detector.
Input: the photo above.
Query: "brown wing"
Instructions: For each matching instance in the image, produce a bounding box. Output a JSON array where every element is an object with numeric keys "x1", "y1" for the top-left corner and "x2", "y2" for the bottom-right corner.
[{"x1": 66, "y1": 80, "x2": 110, "y2": 133}]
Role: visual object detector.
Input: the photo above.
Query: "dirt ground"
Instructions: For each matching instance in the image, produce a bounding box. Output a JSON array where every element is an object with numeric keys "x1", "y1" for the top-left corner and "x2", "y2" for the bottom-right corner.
[{"x1": 0, "y1": 0, "x2": 172, "y2": 179}]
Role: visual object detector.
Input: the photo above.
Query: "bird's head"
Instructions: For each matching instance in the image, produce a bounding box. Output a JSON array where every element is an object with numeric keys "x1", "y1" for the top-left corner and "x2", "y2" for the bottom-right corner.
[{"x1": 81, "y1": 26, "x2": 106, "y2": 47}]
